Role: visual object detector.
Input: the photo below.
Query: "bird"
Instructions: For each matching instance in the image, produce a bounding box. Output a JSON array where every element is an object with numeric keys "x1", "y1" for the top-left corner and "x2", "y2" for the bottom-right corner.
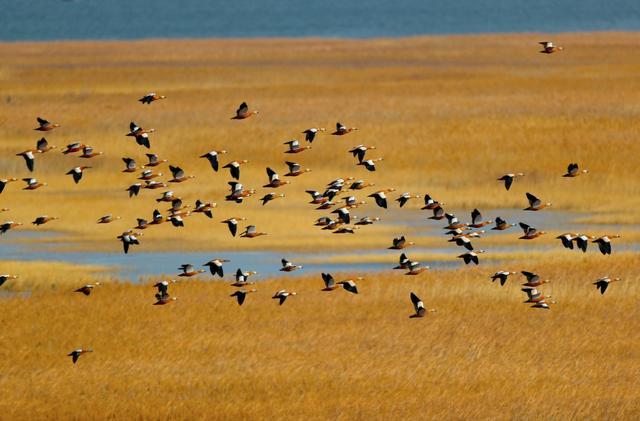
[
  {"x1": 530, "y1": 301, "x2": 553, "y2": 310},
  {"x1": 280, "y1": 259, "x2": 303, "y2": 272},
  {"x1": 556, "y1": 233, "x2": 577, "y2": 250},
  {"x1": 223, "y1": 160, "x2": 248, "y2": 180},
  {"x1": 138, "y1": 170, "x2": 162, "y2": 181},
  {"x1": 396, "y1": 193, "x2": 420, "y2": 208},
  {"x1": 421, "y1": 194, "x2": 444, "y2": 210},
  {"x1": 154, "y1": 296, "x2": 178, "y2": 305},
  {"x1": 490, "y1": 271, "x2": 516, "y2": 286},
  {"x1": 221, "y1": 217, "x2": 245, "y2": 237},
  {"x1": 62, "y1": 142, "x2": 86, "y2": 154},
  {"x1": 524, "y1": 193, "x2": 552, "y2": 211},
  {"x1": 75, "y1": 282, "x2": 101, "y2": 296},
  {"x1": 156, "y1": 191, "x2": 175, "y2": 202},
  {"x1": 230, "y1": 289, "x2": 257, "y2": 305},
  {"x1": 572, "y1": 234, "x2": 593, "y2": 252},
  {"x1": 521, "y1": 271, "x2": 550, "y2": 287},
  {"x1": 145, "y1": 153, "x2": 166, "y2": 167},
  {"x1": 338, "y1": 279, "x2": 359, "y2": 294},
  {"x1": 409, "y1": 292, "x2": 436, "y2": 318},
  {"x1": 349, "y1": 145, "x2": 376, "y2": 163},
  {"x1": 264, "y1": 167, "x2": 290, "y2": 188},
  {"x1": 284, "y1": 161, "x2": 311, "y2": 177},
  {"x1": 355, "y1": 216, "x2": 380, "y2": 226},
  {"x1": 97, "y1": 215, "x2": 120, "y2": 224},
  {"x1": 35, "y1": 117, "x2": 60, "y2": 131},
  {"x1": 357, "y1": 158, "x2": 382, "y2": 172},
  {"x1": 135, "y1": 218, "x2": 149, "y2": 230},
  {"x1": 0, "y1": 274, "x2": 18, "y2": 287},
  {"x1": 0, "y1": 178, "x2": 18, "y2": 194},
  {"x1": 127, "y1": 122, "x2": 155, "y2": 148},
  {"x1": 16, "y1": 150, "x2": 39, "y2": 172},
  {"x1": 563, "y1": 163, "x2": 588, "y2": 177},
  {"x1": 593, "y1": 277, "x2": 621, "y2": 295},
  {"x1": 203, "y1": 259, "x2": 229, "y2": 277},
  {"x1": 349, "y1": 180, "x2": 375, "y2": 190},
  {"x1": 394, "y1": 253, "x2": 411, "y2": 270},
  {"x1": 428, "y1": 205, "x2": 445, "y2": 220},
  {"x1": 444, "y1": 213, "x2": 467, "y2": 230},
  {"x1": 79, "y1": 146, "x2": 102, "y2": 158},
  {"x1": 469, "y1": 209, "x2": 492, "y2": 228},
  {"x1": 284, "y1": 140, "x2": 311, "y2": 154},
  {"x1": 302, "y1": 127, "x2": 325, "y2": 143},
  {"x1": 332, "y1": 122, "x2": 357, "y2": 136},
  {"x1": 261, "y1": 192, "x2": 285, "y2": 206},
  {"x1": 139, "y1": 92, "x2": 166, "y2": 104},
  {"x1": 193, "y1": 200, "x2": 216, "y2": 218},
  {"x1": 592, "y1": 235, "x2": 620, "y2": 255},
  {"x1": 66, "y1": 166, "x2": 91, "y2": 184},
  {"x1": 67, "y1": 348, "x2": 92, "y2": 364},
  {"x1": 122, "y1": 158, "x2": 138, "y2": 173},
  {"x1": 240, "y1": 225, "x2": 267, "y2": 238},
  {"x1": 150, "y1": 210, "x2": 164, "y2": 225},
  {"x1": 272, "y1": 290, "x2": 297, "y2": 305},
  {"x1": 389, "y1": 236, "x2": 414, "y2": 250},
  {"x1": 521, "y1": 287, "x2": 551, "y2": 303},
  {"x1": 321, "y1": 273, "x2": 339, "y2": 291},
  {"x1": 519, "y1": 222, "x2": 545, "y2": 239},
  {"x1": 22, "y1": 178, "x2": 46, "y2": 190},
  {"x1": 169, "y1": 166, "x2": 195, "y2": 183},
  {"x1": 117, "y1": 231, "x2": 141, "y2": 254},
  {"x1": 126, "y1": 183, "x2": 142, "y2": 198},
  {"x1": 368, "y1": 189, "x2": 395, "y2": 209},
  {"x1": 497, "y1": 173, "x2": 524, "y2": 191},
  {"x1": 458, "y1": 250, "x2": 484, "y2": 265},
  {"x1": 178, "y1": 264, "x2": 205, "y2": 277},
  {"x1": 226, "y1": 182, "x2": 255, "y2": 203},
  {"x1": 32, "y1": 216, "x2": 59, "y2": 226},
  {"x1": 0, "y1": 221, "x2": 23, "y2": 235},
  {"x1": 405, "y1": 261, "x2": 429, "y2": 275},
  {"x1": 169, "y1": 215, "x2": 186, "y2": 227},
  {"x1": 539, "y1": 41, "x2": 563, "y2": 54},
  {"x1": 200, "y1": 150, "x2": 227, "y2": 172},
  {"x1": 36, "y1": 138, "x2": 56, "y2": 153},
  {"x1": 231, "y1": 268, "x2": 258, "y2": 287},
  {"x1": 450, "y1": 235, "x2": 474, "y2": 251},
  {"x1": 144, "y1": 180, "x2": 167, "y2": 190},
  {"x1": 492, "y1": 217, "x2": 515, "y2": 231},
  {"x1": 231, "y1": 102, "x2": 258, "y2": 119},
  {"x1": 153, "y1": 280, "x2": 175, "y2": 300}
]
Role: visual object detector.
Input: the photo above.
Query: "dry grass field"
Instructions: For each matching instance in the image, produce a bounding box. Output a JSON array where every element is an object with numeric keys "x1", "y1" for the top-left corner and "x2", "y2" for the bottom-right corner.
[
  {"x1": 1, "y1": 33, "x2": 639, "y2": 419},
  {"x1": 0, "y1": 254, "x2": 638, "y2": 419},
  {"x1": 0, "y1": 33, "x2": 639, "y2": 253}
]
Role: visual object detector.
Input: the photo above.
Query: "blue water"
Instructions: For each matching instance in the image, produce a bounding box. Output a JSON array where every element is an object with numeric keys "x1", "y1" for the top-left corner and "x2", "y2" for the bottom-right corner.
[
  {"x1": 2, "y1": 1, "x2": 640, "y2": 42},
  {"x1": 1, "y1": 210, "x2": 637, "y2": 282}
]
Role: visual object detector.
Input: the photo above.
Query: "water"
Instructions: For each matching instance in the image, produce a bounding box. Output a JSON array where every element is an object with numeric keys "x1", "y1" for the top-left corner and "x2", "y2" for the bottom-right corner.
[
  {"x1": 1, "y1": 210, "x2": 636, "y2": 282},
  {"x1": 2, "y1": 1, "x2": 640, "y2": 42}
]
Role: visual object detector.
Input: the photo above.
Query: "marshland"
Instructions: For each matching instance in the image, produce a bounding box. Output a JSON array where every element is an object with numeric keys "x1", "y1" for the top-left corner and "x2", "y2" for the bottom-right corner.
[{"x1": 1, "y1": 30, "x2": 639, "y2": 420}]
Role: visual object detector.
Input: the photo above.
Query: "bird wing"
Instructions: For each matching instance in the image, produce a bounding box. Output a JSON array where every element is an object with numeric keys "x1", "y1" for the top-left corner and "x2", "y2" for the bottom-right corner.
[
  {"x1": 526, "y1": 192, "x2": 541, "y2": 207},
  {"x1": 236, "y1": 102, "x2": 249, "y2": 116}
]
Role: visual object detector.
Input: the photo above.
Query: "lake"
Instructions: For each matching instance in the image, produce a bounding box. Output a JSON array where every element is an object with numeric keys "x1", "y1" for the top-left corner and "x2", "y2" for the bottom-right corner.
[{"x1": 2, "y1": 0, "x2": 640, "y2": 42}]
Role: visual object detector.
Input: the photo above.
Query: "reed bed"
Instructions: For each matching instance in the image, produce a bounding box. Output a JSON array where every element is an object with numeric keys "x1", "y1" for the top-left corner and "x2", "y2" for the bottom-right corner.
[
  {"x1": 0, "y1": 33, "x2": 639, "y2": 252},
  {"x1": 0, "y1": 254, "x2": 637, "y2": 419}
]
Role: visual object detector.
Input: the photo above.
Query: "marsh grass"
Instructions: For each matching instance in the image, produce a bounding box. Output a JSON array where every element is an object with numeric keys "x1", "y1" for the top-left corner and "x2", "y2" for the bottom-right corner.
[
  {"x1": 0, "y1": 254, "x2": 638, "y2": 419},
  {"x1": 0, "y1": 33, "x2": 639, "y2": 252}
]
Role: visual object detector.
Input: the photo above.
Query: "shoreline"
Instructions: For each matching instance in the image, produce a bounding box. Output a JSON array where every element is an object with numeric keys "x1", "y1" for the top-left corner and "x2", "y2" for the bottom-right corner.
[{"x1": 1, "y1": 30, "x2": 639, "y2": 46}]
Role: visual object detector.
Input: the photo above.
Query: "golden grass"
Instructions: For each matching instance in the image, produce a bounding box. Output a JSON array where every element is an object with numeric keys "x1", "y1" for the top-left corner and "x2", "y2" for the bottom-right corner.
[
  {"x1": 0, "y1": 33, "x2": 639, "y2": 252},
  {"x1": 0, "y1": 254, "x2": 638, "y2": 419},
  {"x1": 0, "y1": 260, "x2": 109, "y2": 292}
]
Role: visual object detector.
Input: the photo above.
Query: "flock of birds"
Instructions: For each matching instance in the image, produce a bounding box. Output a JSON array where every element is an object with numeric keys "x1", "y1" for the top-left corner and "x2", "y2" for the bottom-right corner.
[{"x1": 0, "y1": 41, "x2": 627, "y2": 364}]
